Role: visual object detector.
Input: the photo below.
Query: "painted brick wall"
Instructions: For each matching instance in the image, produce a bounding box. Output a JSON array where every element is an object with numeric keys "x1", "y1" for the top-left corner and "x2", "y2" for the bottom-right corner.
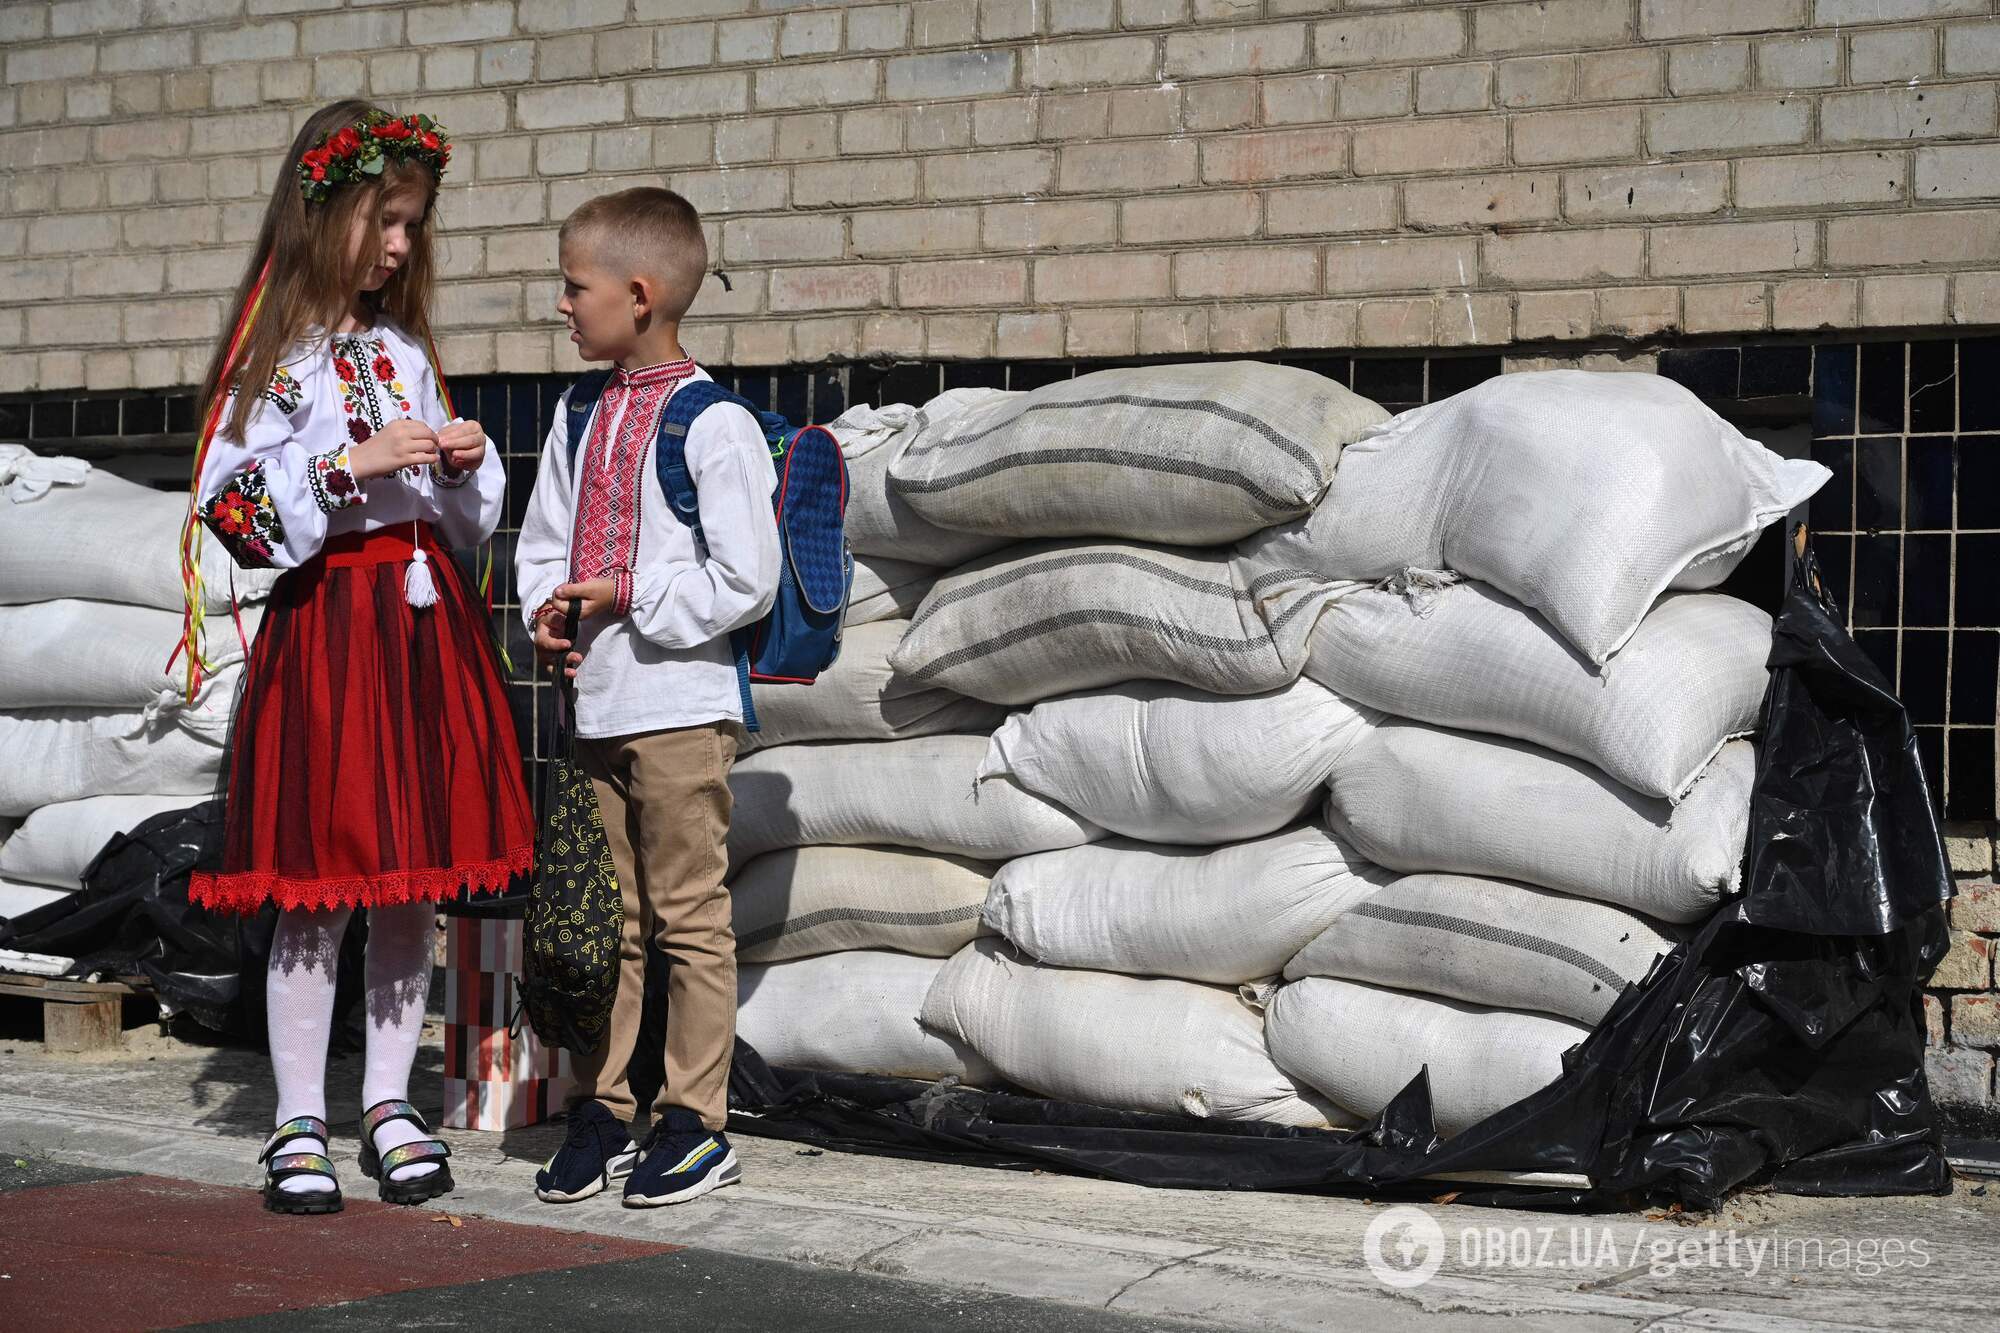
[{"x1": 5, "y1": 0, "x2": 2000, "y2": 392}]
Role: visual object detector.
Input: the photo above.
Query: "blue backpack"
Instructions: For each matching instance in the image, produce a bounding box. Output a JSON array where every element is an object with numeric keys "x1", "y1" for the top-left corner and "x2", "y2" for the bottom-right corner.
[{"x1": 563, "y1": 374, "x2": 850, "y2": 732}]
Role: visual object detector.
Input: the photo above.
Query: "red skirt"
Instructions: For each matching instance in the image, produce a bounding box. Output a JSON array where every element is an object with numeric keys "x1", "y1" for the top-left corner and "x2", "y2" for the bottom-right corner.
[{"x1": 190, "y1": 524, "x2": 535, "y2": 914}]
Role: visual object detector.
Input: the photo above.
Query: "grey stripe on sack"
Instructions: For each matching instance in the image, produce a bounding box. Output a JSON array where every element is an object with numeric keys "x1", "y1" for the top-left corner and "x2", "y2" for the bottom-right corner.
[
  {"x1": 1344, "y1": 902, "x2": 1630, "y2": 991},
  {"x1": 903, "y1": 608, "x2": 1284, "y2": 684},
  {"x1": 911, "y1": 550, "x2": 1252, "y2": 632},
  {"x1": 899, "y1": 394, "x2": 1323, "y2": 474},
  {"x1": 738, "y1": 902, "x2": 985, "y2": 950},
  {"x1": 891, "y1": 447, "x2": 1308, "y2": 512}
]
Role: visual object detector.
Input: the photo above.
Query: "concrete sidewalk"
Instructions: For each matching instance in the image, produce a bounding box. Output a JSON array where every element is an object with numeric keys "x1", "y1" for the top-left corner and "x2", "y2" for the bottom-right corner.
[{"x1": 3, "y1": 1027, "x2": 1997, "y2": 1331}]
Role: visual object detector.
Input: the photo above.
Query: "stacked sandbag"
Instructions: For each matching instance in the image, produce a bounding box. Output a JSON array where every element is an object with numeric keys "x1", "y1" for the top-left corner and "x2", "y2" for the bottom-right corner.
[
  {"x1": 1257, "y1": 371, "x2": 1820, "y2": 1136},
  {"x1": 742, "y1": 620, "x2": 1004, "y2": 751},
  {"x1": 0, "y1": 447, "x2": 274, "y2": 901}
]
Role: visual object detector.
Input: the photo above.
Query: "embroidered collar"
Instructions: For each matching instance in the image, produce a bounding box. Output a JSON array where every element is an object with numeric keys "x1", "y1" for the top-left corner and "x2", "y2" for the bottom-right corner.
[{"x1": 614, "y1": 357, "x2": 695, "y2": 389}]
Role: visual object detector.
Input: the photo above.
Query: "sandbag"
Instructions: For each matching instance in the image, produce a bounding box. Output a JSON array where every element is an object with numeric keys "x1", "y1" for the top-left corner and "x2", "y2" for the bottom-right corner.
[
  {"x1": 846, "y1": 555, "x2": 940, "y2": 626},
  {"x1": 887, "y1": 362, "x2": 1387, "y2": 545},
  {"x1": 986, "y1": 823, "x2": 1392, "y2": 985},
  {"x1": 0, "y1": 793, "x2": 204, "y2": 889},
  {"x1": 1324, "y1": 722, "x2": 1753, "y2": 924},
  {"x1": 980, "y1": 678, "x2": 1375, "y2": 845},
  {"x1": 1265, "y1": 976, "x2": 1589, "y2": 1136},
  {"x1": 0, "y1": 684, "x2": 236, "y2": 818},
  {"x1": 742, "y1": 620, "x2": 1005, "y2": 752},
  {"x1": 1305, "y1": 583, "x2": 1770, "y2": 802},
  {"x1": 829, "y1": 394, "x2": 1012, "y2": 566},
  {"x1": 892, "y1": 540, "x2": 1316, "y2": 706},
  {"x1": 1284, "y1": 872, "x2": 1678, "y2": 1025},
  {"x1": 0, "y1": 600, "x2": 261, "y2": 714},
  {"x1": 1264, "y1": 370, "x2": 1827, "y2": 664},
  {"x1": 727, "y1": 735, "x2": 1101, "y2": 864},
  {"x1": 730, "y1": 844, "x2": 997, "y2": 964},
  {"x1": 922, "y1": 938, "x2": 1353, "y2": 1127},
  {"x1": 0, "y1": 454, "x2": 280, "y2": 610},
  {"x1": 738, "y1": 950, "x2": 1001, "y2": 1085}
]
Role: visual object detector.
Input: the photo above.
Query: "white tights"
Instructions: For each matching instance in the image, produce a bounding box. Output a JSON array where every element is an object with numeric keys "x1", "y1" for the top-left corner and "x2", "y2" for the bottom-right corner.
[{"x1": 266, "y1": 901, "x2": 440, "y2": 1194}]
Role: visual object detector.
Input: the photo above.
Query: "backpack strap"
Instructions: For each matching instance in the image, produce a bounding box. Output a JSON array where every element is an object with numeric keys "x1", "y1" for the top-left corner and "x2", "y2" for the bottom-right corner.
[
  {"x1": 652, "y1": 379, "x2": 769, "y2": 732},
  {"x1": 562, "y1": 369, "x2": 615, "y2": 473}
]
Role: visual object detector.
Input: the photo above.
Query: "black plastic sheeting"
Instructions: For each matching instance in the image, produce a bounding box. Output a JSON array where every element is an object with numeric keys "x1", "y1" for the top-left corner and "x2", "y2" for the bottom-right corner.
[
  {"x1": 0, "y1": 800, "x2": 365, "y2": 1036},
  {"x1": 719, "y1": 535, "x2": 1958, "y2": 1211}
]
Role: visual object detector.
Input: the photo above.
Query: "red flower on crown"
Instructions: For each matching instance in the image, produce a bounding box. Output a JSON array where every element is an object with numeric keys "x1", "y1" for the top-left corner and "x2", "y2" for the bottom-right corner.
[{"x1": 295, "y1": 110, "x2": 452, "y2": 205}]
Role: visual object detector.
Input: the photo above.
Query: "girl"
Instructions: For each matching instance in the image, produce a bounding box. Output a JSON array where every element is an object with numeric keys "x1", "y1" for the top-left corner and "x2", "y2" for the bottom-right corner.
[{"x1": 181, "y1": 99, "x2": 535, "y2": 1214}]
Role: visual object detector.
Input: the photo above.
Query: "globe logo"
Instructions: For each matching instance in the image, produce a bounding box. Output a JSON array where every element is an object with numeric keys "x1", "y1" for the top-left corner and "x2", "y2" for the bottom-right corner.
[{"x1": 1363, "y1": 1206, "x2": 1447, "y2": 1288}]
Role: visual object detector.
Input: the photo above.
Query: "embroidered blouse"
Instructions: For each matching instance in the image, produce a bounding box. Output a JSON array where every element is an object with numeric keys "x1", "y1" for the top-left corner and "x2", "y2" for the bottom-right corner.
[{"x1": 195, "y1": 321, "x2": 504, "y2": 569}]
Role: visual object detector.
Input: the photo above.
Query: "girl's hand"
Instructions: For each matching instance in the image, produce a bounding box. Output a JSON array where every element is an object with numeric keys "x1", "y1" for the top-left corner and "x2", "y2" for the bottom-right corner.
[
  {"x1": 438, "y1": 419, "x2": 486, "y2": 473},
  {"x1": 350, "y1": 419, "x2": 439, "y2": 479},
  {"x1": 553, "y1": 578, "x2": 617, "y2": 621}
]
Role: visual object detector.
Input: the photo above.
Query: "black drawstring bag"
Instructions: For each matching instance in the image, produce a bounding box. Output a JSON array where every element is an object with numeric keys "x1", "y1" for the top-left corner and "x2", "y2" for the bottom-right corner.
[{"x1": 520, "y1": 599, "x2": 624, "y2": 1056}]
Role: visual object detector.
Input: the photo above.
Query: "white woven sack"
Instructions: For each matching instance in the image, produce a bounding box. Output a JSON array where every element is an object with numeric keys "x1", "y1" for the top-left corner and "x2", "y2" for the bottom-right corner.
[
  {"x1": 738, "y1": 950, "x2": 1001, "y2": 1085},
  {"x1": 0, "y1": 792, "x2": 201, "y2": 889},
  {"x1": 846, "y1": 555, "x2": 940, "y2": 626},
  {"x1": 828, "y1": 393, "x2": 1012, "y2": 566},
  {"x1": 742, "y1": 620, "x2": 1005, "y2": 752},
  {"x1": 0, "y1": 877, "x2": 71, "y2": 918},
  {"x1": 0, "y1": 600, "x2": 261, "y2": 714},
  {"x1": 986, "y1": 823, "x2": 1393, "y2": 985},
  {"x1": 1284, "y1": 872, "x2": 1678, "y2": 1025},
  {"x1": 728, "y1": 735, "x2": 1102, "y2": 864},
  {"x1": 890, "y1": 540, "x2": 1318, "y2": 706},
  {"x1": 0, "y1": 678, "x2": 237, "y2": 818},
  {"x1": 1304, "y1": 583, "x2": 1770, "y2": 801},
  {"x1": 980, "y1": 678, "x2": 1376, "y2": 845},
  {"x1": 729, "y1": 844, "x2": 997, "y2": 964},
  {"x1": 921, "y1": 938, "x2": 1355, "y2": 1127},
  {"x1": 0, "y1": 454, "x2": 280, "y2": 610},
  {"x1": 1264, "y1": 371, "x2": 1828, "y2": 664},
  {"x1": 1265, "y1": 977, "x2": 1589, "y2": 1136},
  {"x1": 887, "y1": 362, "x2": 1388, "y2": 545},
  {"x1": 1324, "y1": 722, "x2": 1753, "y2": 924}
]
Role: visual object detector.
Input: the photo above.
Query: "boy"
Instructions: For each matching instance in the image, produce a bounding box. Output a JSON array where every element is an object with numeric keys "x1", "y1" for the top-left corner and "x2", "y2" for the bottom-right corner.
[{"x1": 516, "y1": 187, "x2": 780, "y2": 1208}]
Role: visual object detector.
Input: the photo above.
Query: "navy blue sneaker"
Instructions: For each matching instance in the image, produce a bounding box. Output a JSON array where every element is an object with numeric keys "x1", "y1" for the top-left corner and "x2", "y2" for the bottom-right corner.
[
  {"x1": 534, "y1": 1100, "x2": 638, "y2": 1203},
  {"x1": 622, "y1": 1107, "x2": 741, "y2": 1208}
]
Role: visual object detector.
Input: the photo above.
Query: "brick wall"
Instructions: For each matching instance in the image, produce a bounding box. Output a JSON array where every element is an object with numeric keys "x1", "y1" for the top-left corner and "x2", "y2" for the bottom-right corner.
[
  {"x1": 1937, "y1": 827, "x2": 2000, "y2": 1133},
  {"x1": 5, "y1": 0, "x2": 2000, "y2": 392}
]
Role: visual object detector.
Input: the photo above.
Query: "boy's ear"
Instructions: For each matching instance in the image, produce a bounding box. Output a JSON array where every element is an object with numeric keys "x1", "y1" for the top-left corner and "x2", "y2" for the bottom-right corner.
[{"x1": 630, "y1": 273, "x2": 657, "y2": 321}]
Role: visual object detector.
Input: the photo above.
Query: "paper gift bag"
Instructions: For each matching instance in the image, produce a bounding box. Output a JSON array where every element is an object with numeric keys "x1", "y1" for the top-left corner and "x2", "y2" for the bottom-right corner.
[{"x1": 441, "y1": 915, "x2": 574, "y2": 1131}]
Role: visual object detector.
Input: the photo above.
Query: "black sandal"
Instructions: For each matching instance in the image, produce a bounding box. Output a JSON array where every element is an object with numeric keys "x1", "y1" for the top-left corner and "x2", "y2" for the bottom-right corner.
[
  {"x1": 260, "y1": 1115, "x2": 342, "y2": 1215},
  {"x1": 356, "y1": 1099, "x2": 455, "y2": 1206}
]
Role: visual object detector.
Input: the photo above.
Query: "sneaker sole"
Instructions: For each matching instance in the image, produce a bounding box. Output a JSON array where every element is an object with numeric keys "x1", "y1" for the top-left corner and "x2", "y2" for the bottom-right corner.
[
  {"x1": 535, "y1": 1148, "x2": 639, "y2": 1204},
  {"x1": 622, "y1": 1150, "x2": 742, "y2": 1208}
]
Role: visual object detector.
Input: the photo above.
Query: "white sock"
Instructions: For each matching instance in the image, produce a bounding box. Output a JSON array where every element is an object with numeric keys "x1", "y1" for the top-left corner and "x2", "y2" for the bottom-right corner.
[
  {"x1": 267, "y1": 906, "x2": 352, "y2": 1195},
  {"x1": 362, "y1": 901, "x2": 442, "y2": 1184}
]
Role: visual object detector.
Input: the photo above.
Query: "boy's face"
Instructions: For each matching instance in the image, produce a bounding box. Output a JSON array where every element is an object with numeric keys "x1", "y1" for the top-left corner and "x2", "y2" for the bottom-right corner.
[{"x1": 557, "y1": 239, "x2": 639, "y2": 363}]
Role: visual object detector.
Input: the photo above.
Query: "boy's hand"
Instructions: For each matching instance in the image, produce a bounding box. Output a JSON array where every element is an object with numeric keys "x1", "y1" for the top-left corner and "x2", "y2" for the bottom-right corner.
[
  {"x1": 554, "y1": 578, "x2": 618, "y2": 621},
  {"x1": 438, "y1": 419, "x2": 486, "y2": 473},
  {"x1": 531, "y1": 602, "x2": 583, "y2": 679}
]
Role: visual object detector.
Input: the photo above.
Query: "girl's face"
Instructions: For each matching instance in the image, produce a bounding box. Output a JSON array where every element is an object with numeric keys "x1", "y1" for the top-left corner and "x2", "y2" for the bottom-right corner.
[{"x1": 349, "y1": 186, "x2": 427, "y2": 294}]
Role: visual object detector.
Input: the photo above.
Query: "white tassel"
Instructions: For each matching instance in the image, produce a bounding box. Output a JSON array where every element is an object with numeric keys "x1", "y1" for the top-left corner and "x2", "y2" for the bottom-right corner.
[{"x1": 404, "y1": 546, "x2": 438, "y2": 608}]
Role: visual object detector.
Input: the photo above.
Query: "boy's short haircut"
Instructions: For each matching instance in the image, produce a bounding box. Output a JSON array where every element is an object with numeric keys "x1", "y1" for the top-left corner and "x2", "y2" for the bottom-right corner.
[{"x1": 561, "y1": 187, "x2": 707, "y2": 321}]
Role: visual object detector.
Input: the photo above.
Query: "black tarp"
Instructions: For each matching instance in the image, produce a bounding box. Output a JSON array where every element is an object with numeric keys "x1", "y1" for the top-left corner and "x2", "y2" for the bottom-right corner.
[
  {"x1": 0, "y1": 800, "x2": 364, "y2": 1036},
  {"x1": 718, "y1": 534, "x2": 1958, "y2": 1211}
]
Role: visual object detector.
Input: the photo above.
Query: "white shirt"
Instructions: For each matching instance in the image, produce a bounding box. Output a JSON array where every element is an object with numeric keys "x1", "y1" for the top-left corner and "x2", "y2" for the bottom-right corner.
[
  {"x1": 193, "y1": 321, "x2": 505, "y2": 567},
  {"x1": 515, "y1": 365, "x2": 782, "y2": 739}
]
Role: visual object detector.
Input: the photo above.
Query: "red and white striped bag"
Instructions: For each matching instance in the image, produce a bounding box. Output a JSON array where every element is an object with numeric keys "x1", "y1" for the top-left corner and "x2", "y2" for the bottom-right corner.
[{"x1": 441, "y1": 915, "x2": 573, "y2": 1131}]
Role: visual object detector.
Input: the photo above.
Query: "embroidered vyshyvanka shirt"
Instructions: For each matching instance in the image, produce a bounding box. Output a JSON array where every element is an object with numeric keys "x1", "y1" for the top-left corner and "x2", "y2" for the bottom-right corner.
[
  {"x1": 515, "y1": 362, "x2": 781, "y2": 739},
  {"x1": 195, "y1": 321, "x2": 504, "y2": 569}
]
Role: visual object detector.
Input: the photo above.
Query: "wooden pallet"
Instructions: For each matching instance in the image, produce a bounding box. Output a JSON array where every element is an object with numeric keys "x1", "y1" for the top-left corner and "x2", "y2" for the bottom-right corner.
[{"x1": 0, "y1": 972, "x2": 143, "y2": 1053}]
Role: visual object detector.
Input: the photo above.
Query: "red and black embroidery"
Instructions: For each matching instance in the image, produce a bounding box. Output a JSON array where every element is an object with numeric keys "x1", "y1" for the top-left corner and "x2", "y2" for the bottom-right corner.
[
  {"x1": 261, "y1": 366, "x2": 304, "y2": 415},
  {"x1": 200, "y1": 460, "x2": 287, "y2": 568},
  {"x1": 307, "y1": 447, "x2": 363, "y2": 514},
  {"x1": 331, "y1": 333, "x2": 413, "y2": 458}
]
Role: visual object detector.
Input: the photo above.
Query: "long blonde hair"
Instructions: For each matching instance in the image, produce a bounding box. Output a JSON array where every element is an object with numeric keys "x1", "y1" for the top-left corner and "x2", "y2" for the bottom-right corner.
[{"x1": 197, "y1": 99, "x2": 442, "y2": 443}]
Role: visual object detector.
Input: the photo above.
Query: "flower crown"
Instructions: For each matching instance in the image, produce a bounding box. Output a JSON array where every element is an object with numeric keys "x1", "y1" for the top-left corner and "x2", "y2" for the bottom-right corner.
[{"x1": 296, "y1": 111, "x2": 451, "y2": 205}]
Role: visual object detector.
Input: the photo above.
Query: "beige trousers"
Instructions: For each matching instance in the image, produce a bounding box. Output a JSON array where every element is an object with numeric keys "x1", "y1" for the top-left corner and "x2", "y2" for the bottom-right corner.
[{"x1": 569, "y1": 720, "x2": 738, "y2": 1132}]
